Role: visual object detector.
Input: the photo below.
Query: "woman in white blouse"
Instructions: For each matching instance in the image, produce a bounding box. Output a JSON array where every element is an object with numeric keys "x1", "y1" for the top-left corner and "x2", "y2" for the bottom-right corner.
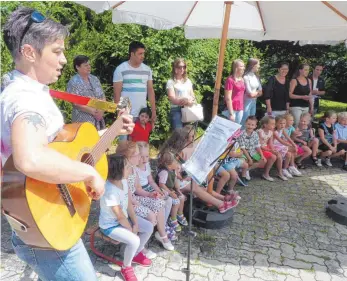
[
  {"x1": 166, "y1": 58, "x2": 196, "y2": 129},
  {"x1": 242, "y1": 58, "x2": 262, "y2": 125}
]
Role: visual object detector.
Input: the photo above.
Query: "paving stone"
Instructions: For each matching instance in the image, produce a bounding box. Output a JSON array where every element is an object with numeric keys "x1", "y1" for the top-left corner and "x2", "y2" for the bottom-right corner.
[
  {"x1": 282, "y1": 258, "x2": 312, "y2": 270},
  {"x1": 162, "y1": 267, "x2": 186, "y2": 280},
  {"x1": 314, "y1": 264, "x2": 332, "y2": 281},
  {"x1": 295, "y1": 252, "x2": 326, "y2": 265},
  {"x1": 299, "y1": 269, "x2": 316, "y2": 281},
  {"x1": 254, "y1": 268, "x2": 286, "y2": 281},
  {"x1": 223, "y1": 264, "x2": 240, "y2": 281}
]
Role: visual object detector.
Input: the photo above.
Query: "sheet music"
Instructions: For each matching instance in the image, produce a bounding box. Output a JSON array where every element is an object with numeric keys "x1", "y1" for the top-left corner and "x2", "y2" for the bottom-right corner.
[{"x1": 182, "y1": 116, "x2": 241, "y2": 185}]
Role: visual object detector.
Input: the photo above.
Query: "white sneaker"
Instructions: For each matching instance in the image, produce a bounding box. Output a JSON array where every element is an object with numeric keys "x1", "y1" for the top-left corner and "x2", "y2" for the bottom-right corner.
[
  {"x1": 142, "y1": 249, "x2": 157, "y2": 259},
  {"x1": 314, "y1": 158, "x2": 322, "y2": 167},
  {"x1": 155, "y1": 232, "x2": 174, "y2": 251},
  {"x1": 282, "y1": 169, "x2": 293, "y2": 178},
  {"x1": 325, "y1": 158, "x2": 333, "y2": 167},
  {"x1": 245, "y1": 170, "x2": 251, "y2": 181},
  {"x1": 288, "y1": 166, "x2": 302, "y2": 177},
  {"x1": 278, "y1": 174, "x2": 288, "y2": 181}
]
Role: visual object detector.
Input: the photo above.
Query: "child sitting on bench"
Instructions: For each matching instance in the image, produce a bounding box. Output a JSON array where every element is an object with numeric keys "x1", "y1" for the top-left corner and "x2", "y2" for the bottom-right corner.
[{"x1": 99, "y1": 154, "x2": 154, "y2": 281}]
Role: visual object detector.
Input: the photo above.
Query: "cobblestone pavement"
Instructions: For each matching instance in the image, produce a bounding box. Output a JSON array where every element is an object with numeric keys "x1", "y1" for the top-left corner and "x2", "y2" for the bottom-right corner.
[{"x1": 2, "y1": 164, "x2": 347, "y2": 281}]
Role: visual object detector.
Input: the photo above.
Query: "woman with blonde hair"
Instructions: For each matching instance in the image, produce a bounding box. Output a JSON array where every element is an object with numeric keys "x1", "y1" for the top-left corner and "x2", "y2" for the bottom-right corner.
[
  {"x1": 167, "y1": 58, "x2": 196, "y2": 129},
  {"x1": 242, "y1": 58, "x2": 262, "y2": 125},
  {"x1": 222, "y1": 59, "x2": 246, "y2": 124}
]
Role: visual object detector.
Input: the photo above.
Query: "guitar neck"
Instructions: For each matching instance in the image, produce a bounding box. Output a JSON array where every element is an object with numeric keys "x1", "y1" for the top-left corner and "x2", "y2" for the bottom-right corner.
[{"x1": 90, "y1": 120, "x2": 121, "y2": 163}]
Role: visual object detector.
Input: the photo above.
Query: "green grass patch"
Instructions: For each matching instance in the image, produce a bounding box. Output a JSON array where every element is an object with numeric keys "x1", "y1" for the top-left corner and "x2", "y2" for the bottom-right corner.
[{"x1": 315, "y1": 99, "x2": 347, "y2": 118}]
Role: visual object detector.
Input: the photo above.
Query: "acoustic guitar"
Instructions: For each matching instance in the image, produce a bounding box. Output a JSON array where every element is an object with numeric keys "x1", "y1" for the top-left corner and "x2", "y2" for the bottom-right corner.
[{"x1": 1, "y1": 97, "x2": 131, "y2": 251}]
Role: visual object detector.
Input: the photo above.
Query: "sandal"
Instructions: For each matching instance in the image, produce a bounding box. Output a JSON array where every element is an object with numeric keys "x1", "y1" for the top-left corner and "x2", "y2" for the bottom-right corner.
[
  {"x1": 177, "y1": 214, "x2": 188, "y2": 226},
  {"x1": 154, "y1": 232, "x2": 174, "y2": 251}
]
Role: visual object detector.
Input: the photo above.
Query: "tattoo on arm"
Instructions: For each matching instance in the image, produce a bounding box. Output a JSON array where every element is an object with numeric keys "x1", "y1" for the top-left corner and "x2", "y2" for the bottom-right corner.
[{"x1": 23, "y1": 113, "x2": 46, "y2": 131}]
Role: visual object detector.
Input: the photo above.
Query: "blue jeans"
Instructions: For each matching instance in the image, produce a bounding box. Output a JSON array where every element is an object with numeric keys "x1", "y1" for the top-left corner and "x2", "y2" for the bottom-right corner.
[
  {"x1": 11, "y1": 232, "x2": 97, "y2": 281},
  {"x1": 222, "y1": 109, "x2": 244, "y2": 124},
  {"x1": 242, "y1": 98, "x2": 257, "y2": 125},
  {"x1": 170, "y1": 107, "x2": 183, "y2": 129}
]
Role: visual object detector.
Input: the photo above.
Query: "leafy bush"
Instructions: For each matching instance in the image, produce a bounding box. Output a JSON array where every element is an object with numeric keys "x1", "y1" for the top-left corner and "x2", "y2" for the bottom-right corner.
[{"x1": 1, "y1": 1, "x2": 346, "y2": 146}]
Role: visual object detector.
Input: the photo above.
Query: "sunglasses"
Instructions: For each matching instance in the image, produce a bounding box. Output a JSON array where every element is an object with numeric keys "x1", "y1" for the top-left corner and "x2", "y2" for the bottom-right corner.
[
  {"x1": 19, "y1": 11, "x2": 46, "y2": 52},
  {"x1": 176, "y1": 65, "x2": 186, "y2": 69}
]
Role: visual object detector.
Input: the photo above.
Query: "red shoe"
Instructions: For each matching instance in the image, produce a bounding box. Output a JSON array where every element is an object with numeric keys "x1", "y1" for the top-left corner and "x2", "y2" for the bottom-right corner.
[
  {"x1": 121, "y1": 266, "x2": 138, "y2": 281},
  {"x1": 218, "y1": 199, "x2": 239, "y2": 213},
  {"x1": 132, "y1": 251, "x2": 152, "y2": 267}
]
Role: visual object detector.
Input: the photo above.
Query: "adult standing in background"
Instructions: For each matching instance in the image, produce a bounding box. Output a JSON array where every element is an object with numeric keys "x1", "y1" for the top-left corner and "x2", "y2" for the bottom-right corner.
[
  {"x1": 289, "y1": 63, "x2": 313, "y2": 126},
  {"x1": 309, "y1": 64, "x2": 326, "y2": 115},
  {"x1": 67, "y1": 55, "x2": 106, "y2": 130},
  {"x1": 222, "y1": 59, "x2": 246, "y2": 124},
  {"x1": 167, "y1": 58, "x2": 196, "y2": 129},
  {"x1": 113, "y1": 41, "x2": 157, "y2": 140},
  {"x1": 242, "y1": 58, "x2": 262, "y2": 124},
  {"x1": 264, "y1": 62, "x2": 290, "y2": 117}
]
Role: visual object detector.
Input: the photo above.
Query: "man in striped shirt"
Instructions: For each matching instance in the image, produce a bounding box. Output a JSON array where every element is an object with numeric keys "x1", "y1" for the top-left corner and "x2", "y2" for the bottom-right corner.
[{"x1": 113, "y1": 41, "x2": 157, "y2": 139}]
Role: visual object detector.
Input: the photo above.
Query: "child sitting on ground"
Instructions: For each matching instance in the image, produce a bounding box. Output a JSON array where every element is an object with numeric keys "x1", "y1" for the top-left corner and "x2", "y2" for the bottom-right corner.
[
  {"x1": 273, "y1": 115, "x2": 302, "y2": 178},
  {"x1": 292, "y1": 113, "x2": 318, "y2": 168},
  {"x1": 335, "y1": 112, "x2": 347, "y2": 171},
  {"x1": 129, "y1": 107, "x2": 152, "y2": 143},
  {"x1": 318, "y1": 111, "x2": 344, "y2": 167},
  {"x1": 99, "y1": 154, "x2": 153, "y2": 281},
  {"x1": 136, "y1": 141, "x2": 176, "y2": 240},
  {"x1": 258, "y1": 115, "x2": 287, "y2": 181},
  {"x1": 237, "y1": 116, "x2": 274, "y2": 181}
]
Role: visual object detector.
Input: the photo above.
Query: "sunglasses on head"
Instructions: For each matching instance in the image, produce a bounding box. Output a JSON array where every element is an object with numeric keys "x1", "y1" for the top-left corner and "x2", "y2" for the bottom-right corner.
[{"x1": 19, "y1": 11, "x2": 46, "y2": 52}]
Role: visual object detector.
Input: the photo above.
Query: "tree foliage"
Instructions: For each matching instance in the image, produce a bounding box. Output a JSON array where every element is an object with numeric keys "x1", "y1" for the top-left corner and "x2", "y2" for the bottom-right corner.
[{"x1": 1, "y1": 1, "x2": 346, "y2": 146}]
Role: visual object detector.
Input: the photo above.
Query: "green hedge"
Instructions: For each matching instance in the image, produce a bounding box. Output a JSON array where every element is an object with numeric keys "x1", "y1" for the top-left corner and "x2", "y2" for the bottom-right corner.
[{"x1": 1, "y1": 1, "x2": 346, "y2": 146}]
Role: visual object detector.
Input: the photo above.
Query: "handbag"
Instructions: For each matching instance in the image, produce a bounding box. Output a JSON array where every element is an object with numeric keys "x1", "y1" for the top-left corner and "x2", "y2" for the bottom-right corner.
[{"x1": 181, "y1": 104, "x2": 204, "y2": 123}]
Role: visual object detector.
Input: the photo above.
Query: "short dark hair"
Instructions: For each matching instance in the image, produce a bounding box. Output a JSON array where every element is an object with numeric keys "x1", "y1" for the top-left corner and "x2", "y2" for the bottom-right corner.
[
  {"x1": 3, "y1": 7, "x2": 69, "y2": 61},
  {"x1": 246, "y1": 115, "x2": 258, "y2": 123},
  {"x1": 107, "y1": 154, "x2": 126, "y2": 181},
  {"x1": 73, "y1": 55, "x2": 89, "y2": 72},
  {"x1": 139, "y1": 107, "x2": 152, "y2": 118},
  {"x1": 129, "y1": 41, "x2": 145, "y2": 56},
  {"x1": 313, "y1": 63, "x2": 324, "y2": 69}
]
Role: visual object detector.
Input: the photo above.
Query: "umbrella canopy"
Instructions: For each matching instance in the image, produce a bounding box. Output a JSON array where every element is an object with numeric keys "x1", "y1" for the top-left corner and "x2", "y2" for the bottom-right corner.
[{"x1": 76, "y1": 1, "x2": 347, "y2": 41}]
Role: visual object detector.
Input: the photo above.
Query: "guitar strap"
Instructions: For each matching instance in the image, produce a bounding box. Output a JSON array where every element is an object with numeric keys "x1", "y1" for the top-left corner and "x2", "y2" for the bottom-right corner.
[{"x1": 49, "y1": 90, "x2": 118, "y2": 113}]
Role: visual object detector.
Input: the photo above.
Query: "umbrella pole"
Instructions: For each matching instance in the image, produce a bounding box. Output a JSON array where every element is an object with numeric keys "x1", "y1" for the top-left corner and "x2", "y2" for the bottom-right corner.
[{"x1": 207, "y1": 1, "x2": 232, "y2": 195}]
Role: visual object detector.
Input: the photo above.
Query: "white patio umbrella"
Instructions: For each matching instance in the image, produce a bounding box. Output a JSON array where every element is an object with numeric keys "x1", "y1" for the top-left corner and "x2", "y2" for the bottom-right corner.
[
  {"x1": 75, "y1": 0, "x2": 347, "y2": 195},
  {"x1": 76, "y1": 0, "x2": 347, "y2": 115}
]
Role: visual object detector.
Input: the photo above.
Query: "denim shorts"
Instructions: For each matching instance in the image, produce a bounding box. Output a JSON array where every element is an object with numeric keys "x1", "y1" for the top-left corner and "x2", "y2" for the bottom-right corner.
[{"x1": 217, "y1": 158, "x2": 243, "y2": 174}]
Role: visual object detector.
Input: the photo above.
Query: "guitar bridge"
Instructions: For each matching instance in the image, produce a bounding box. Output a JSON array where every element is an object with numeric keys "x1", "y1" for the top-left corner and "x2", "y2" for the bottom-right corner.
[{"x1": 57, "y1": 184, "x2": 76, "y2": 217}]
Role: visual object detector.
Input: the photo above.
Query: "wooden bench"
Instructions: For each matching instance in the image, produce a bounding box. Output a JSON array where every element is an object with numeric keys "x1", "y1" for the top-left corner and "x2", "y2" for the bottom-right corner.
[{"x1": 85, "y1": 225, "x2": 123, "y2": 266}]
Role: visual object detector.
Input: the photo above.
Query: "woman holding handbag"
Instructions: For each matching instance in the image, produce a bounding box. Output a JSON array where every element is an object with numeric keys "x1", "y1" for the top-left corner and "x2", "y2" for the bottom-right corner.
[{"x1": 167, "y1": 58, "x2": 197, "y2": 129}]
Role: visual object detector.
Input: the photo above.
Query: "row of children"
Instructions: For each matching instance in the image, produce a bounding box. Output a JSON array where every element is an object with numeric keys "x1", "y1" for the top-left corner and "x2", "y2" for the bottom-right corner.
[
  {"x1": 216, "y1": 110, "x2": 347, "y2": 197},
  {"x1": 99, "y1": 133, "x2": 241, "y2": 281}
]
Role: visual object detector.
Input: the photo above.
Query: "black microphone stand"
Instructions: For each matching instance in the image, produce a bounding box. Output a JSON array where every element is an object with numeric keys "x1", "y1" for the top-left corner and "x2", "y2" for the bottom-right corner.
[{"x1": 175, "y1": 121, "x2": 239, "y2": 280}]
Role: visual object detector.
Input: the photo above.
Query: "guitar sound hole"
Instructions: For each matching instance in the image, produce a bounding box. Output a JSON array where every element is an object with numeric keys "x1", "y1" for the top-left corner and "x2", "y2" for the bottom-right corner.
[{"x1": 81, "y1": 153, "x2": 95, "y2": 166}]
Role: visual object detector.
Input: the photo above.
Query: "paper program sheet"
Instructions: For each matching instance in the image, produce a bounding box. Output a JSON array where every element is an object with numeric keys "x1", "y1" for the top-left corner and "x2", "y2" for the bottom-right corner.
[{"x1": 182, "y1": 116, "x2": 241, "y2": 185}]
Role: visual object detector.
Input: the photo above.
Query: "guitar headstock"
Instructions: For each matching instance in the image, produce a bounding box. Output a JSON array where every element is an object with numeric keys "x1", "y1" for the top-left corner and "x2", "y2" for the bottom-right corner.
[{"x1": 118, "y1": 97, "x2": 132, "y2": 114}]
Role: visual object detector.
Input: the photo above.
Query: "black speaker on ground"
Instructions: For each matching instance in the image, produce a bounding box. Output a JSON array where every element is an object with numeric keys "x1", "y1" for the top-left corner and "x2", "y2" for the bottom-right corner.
[
  {"x1": 326, "y1": 197, "x2": 347, "y2": 226},
  {"x1": 183, "y1": 194, "x2": 234, "y2": 229}
]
